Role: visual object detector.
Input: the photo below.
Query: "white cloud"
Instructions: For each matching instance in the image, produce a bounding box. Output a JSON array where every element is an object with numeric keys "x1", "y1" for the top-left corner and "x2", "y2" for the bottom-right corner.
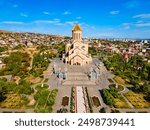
[
  {"x1": 33, "y1": 20, "x2": 52, "y2": 24},
  {"x1": 43, "y1": 12, "x2": 50, "y2": 15},
  {"x1": 53, "y1": 19, "x2": 60, "y2": 22},
  {"x1": 55, "y1": 23, "x2": 65, "y2": 26},
  {"x1": 124, "y1": 25, "x2": 130, "y2": 29},
  {"x1": 20, "y1": 13, "x2": 28, "y2": 17},
  {"x1": 122, "y1": 21, "x2": 150, "y2": 28},
  {"x1": 76, "y1": 17, "x2": 82, "y2": 19},
  {"x1": 12, "y1": 4, "x2": 18, "y2": 8},
  {"x1": 33, "y1": 19, "x2": 63, "y2": 26},
  {"x1": 122, "y1": 23, "x2": 131, "y2": 29},
  {"x1": 79, "y1": 23, "x2": 89, "y2": 29},
  {"x1": 91, "y1": 26, "x2": 96, "y2": 29},
  {"x1": 65, "y1": 21, "x2": 76, "y2": 26},
  {"x1": 110, "y1": 10, "x2": 120, "y2": 15},
  {"x1": 0, "y1": 21, "x2": 24, "y2": 24},
  {"x1": 136, "y1": 20, "x2": 143, "y2": 23},
  {"x1": 135, "y1": 22, "x2": 150, "y2": 27},
  {"x1": 63, "y1": 11, "x2": 71, "y2": 15},
  {"x1": 133, "y1": 14, "x2": 150, "y2": 18}
]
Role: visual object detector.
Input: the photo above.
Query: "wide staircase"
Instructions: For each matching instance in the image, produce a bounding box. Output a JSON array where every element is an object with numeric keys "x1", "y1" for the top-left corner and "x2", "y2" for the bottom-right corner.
[{"x1": 62, "y1": 71, "x2": 96, "y2": 86}]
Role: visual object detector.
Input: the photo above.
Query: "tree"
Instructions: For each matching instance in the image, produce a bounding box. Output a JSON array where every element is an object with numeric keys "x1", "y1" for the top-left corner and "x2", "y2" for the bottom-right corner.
[
  {"x1": 142, "y1": 82, "x2": 150, "y2": 94},
  {"x1": 0, "y1": 79, "x2": 6, "y2": 102},
  {"x1": 0, "y1": 46, "x2": 8, "y2": 52},
  {"x1": 111, "y1": 109, "x2": 120, "y2": 113},
  {"x1": 14, "y1": 80, "x2": 33, "y2": 95},
  {"x1": 47, "y1": 89, "x2": 58, "y2": 105},
  {"x1": 99, "y1": 107, "x2": 106, "y2": 113},
  {"x1": 57, "y1": 108, "x2": 68, "y2": 113},
  {"x1": 47, "y1": 97, "x2": 55, "y2": 105},
  {"x1": 101, "y1": 89, "x2": 115, "y2": 107},
  {"x1": 3, "y1": 52, "x2": 30, "y2": 77}
]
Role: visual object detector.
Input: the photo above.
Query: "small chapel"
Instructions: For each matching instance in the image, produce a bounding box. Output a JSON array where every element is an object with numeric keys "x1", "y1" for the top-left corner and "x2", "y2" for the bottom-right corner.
[{"x1": 63, "y1": 24, "x2": 92, "y2": 66}]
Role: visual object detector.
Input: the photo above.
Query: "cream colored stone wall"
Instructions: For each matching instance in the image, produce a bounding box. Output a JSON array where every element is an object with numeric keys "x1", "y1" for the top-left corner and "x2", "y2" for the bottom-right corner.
[{"x1": 64, "y1": 24, "x2": 92, "y2": 66}]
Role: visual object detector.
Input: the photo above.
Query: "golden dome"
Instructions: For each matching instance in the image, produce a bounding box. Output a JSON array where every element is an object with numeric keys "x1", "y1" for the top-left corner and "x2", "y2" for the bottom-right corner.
[{"x1": 72, "y1": 24, "x2": 82, "y2": 31}]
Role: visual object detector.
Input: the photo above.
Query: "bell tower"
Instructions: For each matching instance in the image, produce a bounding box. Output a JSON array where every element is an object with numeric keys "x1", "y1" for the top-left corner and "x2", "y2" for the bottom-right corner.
[
  {"x1": 72, "y1": 24, "x2": 82, "y2": 42},
  {"x1": 63, "y1": 23, "x2": 92, "y2": 66}
]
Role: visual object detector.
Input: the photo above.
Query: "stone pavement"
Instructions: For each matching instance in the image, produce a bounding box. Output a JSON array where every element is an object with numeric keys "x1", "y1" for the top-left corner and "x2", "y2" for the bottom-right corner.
[
  {"x1": 47, "y1": 58, "x2": 109, "y2": 112},
  {"x1": 42, "y1": 58, "x2": 150, "y2": 113}
]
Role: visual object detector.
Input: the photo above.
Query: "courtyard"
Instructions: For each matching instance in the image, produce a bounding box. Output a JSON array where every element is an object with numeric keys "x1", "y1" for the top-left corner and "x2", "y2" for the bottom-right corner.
[{"x1": 46, "y1": 58, "x2": 112, "y2": 113}]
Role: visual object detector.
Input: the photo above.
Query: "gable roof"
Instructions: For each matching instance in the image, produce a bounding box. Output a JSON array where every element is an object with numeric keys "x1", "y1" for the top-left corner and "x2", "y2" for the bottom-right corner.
[
  {"x1": 72, "y1": 24, "x2": 82, "y2": 31},
  {"x1": 70, "y1": 54, "x2": 84, "y2": 60}
]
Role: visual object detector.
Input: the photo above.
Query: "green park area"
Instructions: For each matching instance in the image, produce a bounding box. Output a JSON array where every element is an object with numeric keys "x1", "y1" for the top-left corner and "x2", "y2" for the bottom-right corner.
[
  {"x1": 101, "y1": 87, "x2": 130, "y2": 108},
  {"x1": 113, "y1": 76, "x2": 126, "y2": 85},
  {"x1": 34, "y1": 85, "x2": 58, "y2": 113},
  {"x1": 124, "y1": 91, "x2": 150, "y2": 108},
  {"x1": 103, "y1": 54, "x2": 150, "y2": 87},
  {"x1": 0, "y1": 93, "x2": 28, "y2": 109},
  {"x1": 102, "y1": 53, "x2": 150, "y2": 106},
  {"x1": 35, "y1": 84, "x2": 49, "y2": 91},
  {"x1": 0, "y1": 44, "x2": 61, "y2": 112}
]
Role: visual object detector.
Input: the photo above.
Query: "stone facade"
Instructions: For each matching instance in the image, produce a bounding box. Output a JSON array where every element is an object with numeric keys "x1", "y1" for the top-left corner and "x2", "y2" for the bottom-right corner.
[{"x1": 64, "y1": 24, "x2": 92, "y2": 66}]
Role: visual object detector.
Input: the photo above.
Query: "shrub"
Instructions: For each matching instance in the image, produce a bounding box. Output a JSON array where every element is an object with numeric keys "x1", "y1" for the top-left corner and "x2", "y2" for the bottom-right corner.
[
  {"x1": 47, "y1": 89, "x2": 58, "y2": 106},
  {"x1": 35, "y1": 84, "x2": 49, "y2": 91},
  {"x1": 114, "y1": 76, "x2": 125, "y2": 85},
  {"x1": 57, "y1": 108, "x2": 68, "y2": 113},
  {"x1": 85, "y1": 87, "x2": 93, "y2": 113},
  {"x1": 101, "y1": 89, "x2": 115, "y2": 107},
  {"x1": 99, "y1": 107, "x2": 106, "y2": 113},
  {"x1": 14, "y1": 80, "x2": 33, "y2": 95},
  {"x1": 70, "y1": 87, "x2": 75, "y2": 113}
]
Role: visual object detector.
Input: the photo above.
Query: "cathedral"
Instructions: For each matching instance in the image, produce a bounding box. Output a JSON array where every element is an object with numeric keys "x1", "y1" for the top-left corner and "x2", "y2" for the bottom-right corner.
[{"x1": 63, "y1": 24, "x2": 92, "y2": 66}]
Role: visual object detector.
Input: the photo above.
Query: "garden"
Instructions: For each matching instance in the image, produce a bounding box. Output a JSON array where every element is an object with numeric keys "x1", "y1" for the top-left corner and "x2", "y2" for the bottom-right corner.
[
  {"x1": 34, "y1": 89, "x2": 58, "y2": 113},
  {"x1": 101, "y1": 86, "x2": 130, "y2": 108},
  {"x1": 0, "y1": 93, "x2": 28, "y2": 109},
  {"x1": 35, "y1": 84, "x2": 49, "y2": 91},
  {"x1": 113, "y1": 76, "x2": 126, "y2": 85},
  {"x1": 70, "y1": 87, "x2": 76, "y2": 113},
  {"x1": 85, "y1": 87, "x2": 93, "y2": 112},
  {"x1": 124, "y1": 91, "x2": 150, "y2": 108}
]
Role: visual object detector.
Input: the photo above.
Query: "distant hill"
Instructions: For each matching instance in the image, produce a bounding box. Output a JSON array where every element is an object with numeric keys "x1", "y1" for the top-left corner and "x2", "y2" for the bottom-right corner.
[
  {"x1": 0, "y1": 29, "x2": 65, "y2": 37},
  {"x1": 0, "y1": 30, "x2": 9, "y2": 33}
]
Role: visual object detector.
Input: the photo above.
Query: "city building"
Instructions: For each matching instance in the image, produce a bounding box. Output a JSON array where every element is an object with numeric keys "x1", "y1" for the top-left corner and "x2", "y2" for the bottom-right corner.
[{"x1": 63, "y1": 24, "x2": 92, "y2": 66}]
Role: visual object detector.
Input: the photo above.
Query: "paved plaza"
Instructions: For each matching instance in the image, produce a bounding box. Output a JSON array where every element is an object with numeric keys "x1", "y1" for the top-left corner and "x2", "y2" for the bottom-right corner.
[
  {"x1": 46, "y1": 58, "x2": 150, "y2": 113},
  {"x1": 44, "y1": 58, "x2": 113, "y2": 113}
]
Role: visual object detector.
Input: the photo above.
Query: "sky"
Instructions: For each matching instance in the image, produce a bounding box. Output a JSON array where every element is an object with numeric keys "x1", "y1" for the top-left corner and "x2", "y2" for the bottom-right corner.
[{"x1": 0, "y1": 0, "x2": 150, "y2": 39}]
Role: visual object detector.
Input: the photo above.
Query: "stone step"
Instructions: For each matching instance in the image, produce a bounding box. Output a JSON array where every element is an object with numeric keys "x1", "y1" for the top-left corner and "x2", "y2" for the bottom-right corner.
[
  {"x1": 67, "y1": 73, "x2": 87, "y2": 76},
  {"x1": 62, "y1": 80, "x2": 96, "y2": 86},
  {"x1": 67, "y1": 77, "x2": 89, "y2": 80}
]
